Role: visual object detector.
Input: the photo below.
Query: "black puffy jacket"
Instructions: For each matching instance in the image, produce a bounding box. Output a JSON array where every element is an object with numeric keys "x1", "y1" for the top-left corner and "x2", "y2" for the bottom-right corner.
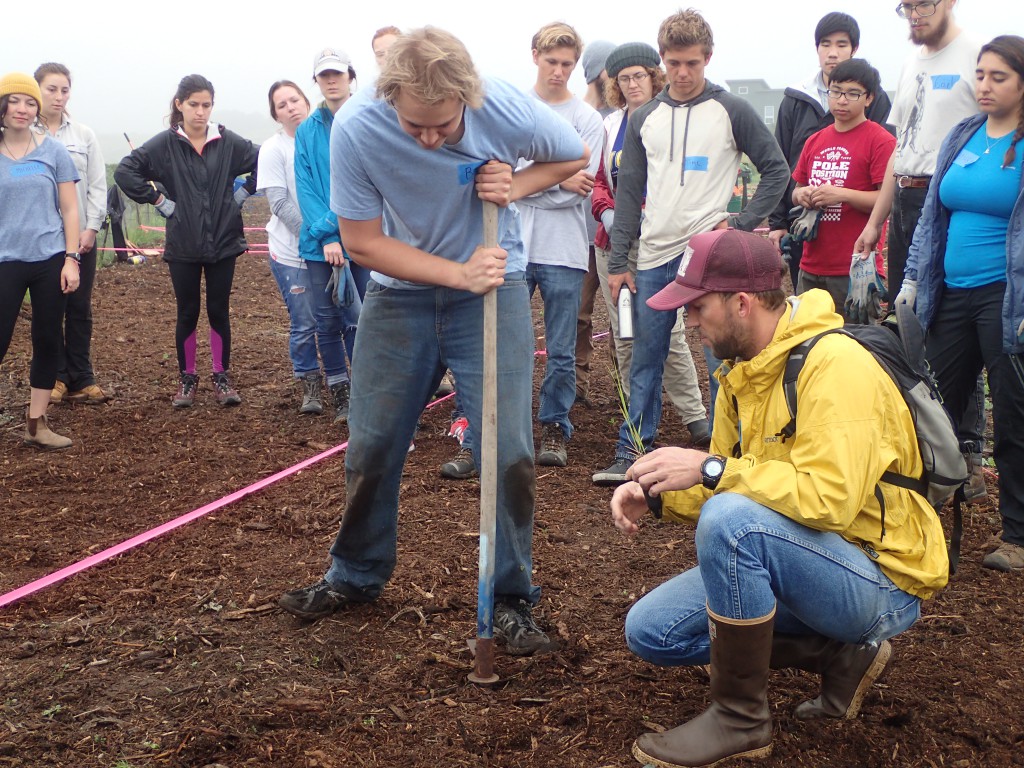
[{"x1": 115, "y1": 125, "x2": 258, "y2": 263}]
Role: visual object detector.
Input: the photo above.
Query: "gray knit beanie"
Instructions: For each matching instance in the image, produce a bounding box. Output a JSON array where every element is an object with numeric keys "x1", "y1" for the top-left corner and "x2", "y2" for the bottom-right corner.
[
  {"x1": 604, "y1": 42, "x2": 661, "y2": 79},
  {"x1": 581, "y1": 40, "x2": 617, "y2": 83}
]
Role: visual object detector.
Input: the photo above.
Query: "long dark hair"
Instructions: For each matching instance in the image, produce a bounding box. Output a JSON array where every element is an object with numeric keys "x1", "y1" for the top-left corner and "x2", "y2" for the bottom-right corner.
[
  {"x1": 169, "y1": 74, "x2": 215, "y2": 128},
  {"x1": 267, "y1": 79, "x2": 310, "y2": 120},
  {"x1": 979, "y1": 35, "x2": 1024, "y2": 169}
]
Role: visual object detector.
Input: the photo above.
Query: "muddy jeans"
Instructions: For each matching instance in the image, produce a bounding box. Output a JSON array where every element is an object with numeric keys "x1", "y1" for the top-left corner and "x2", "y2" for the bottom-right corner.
[{"x1": 326, "y1": 274, "x2": 540, "y2": 603}]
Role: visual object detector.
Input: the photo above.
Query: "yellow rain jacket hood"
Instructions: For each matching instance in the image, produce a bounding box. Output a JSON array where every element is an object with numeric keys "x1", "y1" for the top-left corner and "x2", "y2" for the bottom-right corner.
[{"x1": 661, "y1": 289, "x2": 949, "y2": 599}]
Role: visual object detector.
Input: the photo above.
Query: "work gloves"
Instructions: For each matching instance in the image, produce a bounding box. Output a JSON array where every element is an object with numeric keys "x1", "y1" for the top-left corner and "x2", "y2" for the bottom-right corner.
[
  {"x1": 789, "y1": 206, "x2": 821, "y2": 242},
  {"x1": 845, "y1": 253, "x2": 886, "y2": 325},
  {"x1": 233, "y1": 187, "x2": 251, "y2": 209},
  {"x1": 154, "y1": 197, "x2": 176, "y2": 218},
  {"x1": 601, "y1": 209, "x2": 614, "y2": 233},
  {"x1": 326, "y1": 261, "x2": 362, "y2": 316},
  {"x1": 895, "y1": 278, "x2": 918, "y2": 309}
]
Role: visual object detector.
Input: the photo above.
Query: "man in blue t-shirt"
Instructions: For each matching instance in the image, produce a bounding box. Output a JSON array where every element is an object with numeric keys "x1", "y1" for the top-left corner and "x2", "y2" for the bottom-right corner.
[{"x1": 278, "y1": 27, "x2": 589, "y2": 655}]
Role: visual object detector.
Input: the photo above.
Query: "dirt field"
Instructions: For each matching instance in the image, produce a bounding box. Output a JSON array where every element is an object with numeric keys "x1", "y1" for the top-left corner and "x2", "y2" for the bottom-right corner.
[{"x1": 1, "y1": 199, "x2": 1021, "y2": 768}]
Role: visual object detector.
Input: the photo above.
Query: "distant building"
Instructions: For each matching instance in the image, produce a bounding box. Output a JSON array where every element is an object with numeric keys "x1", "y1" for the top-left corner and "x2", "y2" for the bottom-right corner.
[
  {"x1": 726, "y1": 79, "x2": 783, "y2": 128},
  {"x1": 727, "y1": 78, "x2": 897, "y2": 129}
]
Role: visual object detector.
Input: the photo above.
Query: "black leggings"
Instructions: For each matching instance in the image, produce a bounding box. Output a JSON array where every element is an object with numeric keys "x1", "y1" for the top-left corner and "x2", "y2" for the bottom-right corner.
[
  {"x1": 167, "y1": 257, "x2": 237, "y2": 374},
  {"x1": 0, "y1": 253, "x2": 67, "y2": 390}
]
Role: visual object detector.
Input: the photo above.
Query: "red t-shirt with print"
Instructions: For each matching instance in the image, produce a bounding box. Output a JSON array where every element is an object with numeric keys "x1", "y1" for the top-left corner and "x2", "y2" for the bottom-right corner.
[{"x1": 794, "y1": 120, "x2": 896, "y2": 276}]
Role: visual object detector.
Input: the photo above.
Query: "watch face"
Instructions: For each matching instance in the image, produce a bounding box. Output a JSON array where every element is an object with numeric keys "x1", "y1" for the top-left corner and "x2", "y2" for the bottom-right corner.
[{"x1": 705, "y1": 458, "x2": 724, "y2": 477}]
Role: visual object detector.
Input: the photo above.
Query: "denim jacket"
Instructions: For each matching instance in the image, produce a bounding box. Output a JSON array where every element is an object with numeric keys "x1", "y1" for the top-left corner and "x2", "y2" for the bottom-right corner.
[{"x1": 906, "y1": 114, "x2": 1024, "y2": 354}]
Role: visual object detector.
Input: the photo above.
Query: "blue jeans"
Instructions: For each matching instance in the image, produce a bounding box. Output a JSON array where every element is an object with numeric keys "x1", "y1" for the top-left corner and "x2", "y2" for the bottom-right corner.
[
  {"x1": 326, "y1": 273, "x2": 539, "y2": 603},
  {"x1": 625, "y1": 494, "x2": 921, "y2": 666},
  {"x1": 305, "y1": 260, "x2": 352, "y2": 384},
  {"x1": 268, "y1": 257, "x2": 318, "y2": 377},
  {"x1": 617, "y1": 255, "x2": 685, "y2": 456},
  {"x1": 527, "y1": 263, "x2": 584, "y2": 439}
]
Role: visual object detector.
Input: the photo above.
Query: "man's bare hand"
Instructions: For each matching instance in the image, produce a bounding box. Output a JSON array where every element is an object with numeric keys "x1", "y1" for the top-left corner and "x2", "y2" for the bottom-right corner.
[
  {"x1": 460, "y1": 245, "x2": 507, "y2": 294},
  {"x1": 628, "y1": 447, "x2": 705, "y2": 497},
  {"x1": 80, "y1": 229, "x2": 97, "y2": 254},
  {"x1": 854, "y1": 221, "x2": 882, "y2": 256},
  {"x1": 809, "y1": 183, "x2": 846, "y2": 208},
  {"x1": 475, "y1": 160, "x2": 514, "y2": 207},
  {"x1": 768, "y1": 228, "x2": 787, "y2": 252},
  {"x1": 607, "y1": 271, "x2": 636, "y2": 303},
  {"x1": 611, "y1": 482, "x2": 649, "y2": 535},
  {"x1": 559, "y1": 170, "x2": 596, "y2": 197}
]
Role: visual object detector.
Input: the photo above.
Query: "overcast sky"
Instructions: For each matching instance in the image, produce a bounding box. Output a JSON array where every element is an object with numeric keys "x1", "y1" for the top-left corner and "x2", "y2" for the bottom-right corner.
[{"x1": 6, "y1": 0, "x2": 1018, "y2": 162}]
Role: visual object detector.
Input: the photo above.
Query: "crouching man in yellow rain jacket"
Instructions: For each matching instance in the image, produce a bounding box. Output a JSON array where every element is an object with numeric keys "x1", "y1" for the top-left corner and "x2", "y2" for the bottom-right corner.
[{"x1": 610, "y1": 228, "x2": 948, "y2": 768}]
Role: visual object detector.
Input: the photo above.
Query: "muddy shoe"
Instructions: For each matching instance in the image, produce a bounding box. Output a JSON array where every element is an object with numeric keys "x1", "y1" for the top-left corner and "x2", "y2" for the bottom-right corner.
[
  {"x1": 982, "y1": 541, "x2": 1024, "y2": 572},
  {"x1": 68, "y1": 384, "x2": 111, "y2": 405},
  {"x1": 494, "y1": 599, "x2": 558, "y2": 656},
  {"x1": 330, "y1": 381, "x2": 350, "y2": 425},
  {"x1": 593, "y1": 456, "x2": 633, "y2": 486},
  {"x1": 687, "y1": 418, "x2": 712, "y2": 449},
  {"x1": 434, "y1": 369, "x2": 455, "y2": 398},
  {"x1": 172, "y1": 373, "x2": 199, "y2": 408},
  {"x1": 50, "y1": 380, "x2": 68, "y2": 405},
  {"x1": 299, "y1": 372, "x2": 323, "y2": 415},
  {"x1": 537, "y1": 424, "x2": 568, "y2": 467},
  {"x1": 279, "y1": 579, "x2": 353, "y2": 620},
  {"x1": 964, "y1": 455, "x2": 988, "y2": 501},
  {"x1": 23, "y1": 410, "x2": 72, "y2": 450},
  {"x1": 212, "y1": 372, "x2": 242, "y2": 407},
  {"x1": 440, "y1": 448, "x2": 477, "y2": 479}
]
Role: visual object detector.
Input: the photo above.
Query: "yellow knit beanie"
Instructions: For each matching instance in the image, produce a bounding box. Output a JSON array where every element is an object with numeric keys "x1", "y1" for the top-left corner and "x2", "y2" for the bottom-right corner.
[{"x1": 0, "y1": 72, "x2": 43, "y2": 104}]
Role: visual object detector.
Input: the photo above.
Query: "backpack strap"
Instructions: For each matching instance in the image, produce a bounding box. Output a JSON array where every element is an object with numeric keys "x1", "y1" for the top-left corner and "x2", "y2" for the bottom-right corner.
[{"x1": 778, "y1": 331, "x2": 841, "y2": 442}]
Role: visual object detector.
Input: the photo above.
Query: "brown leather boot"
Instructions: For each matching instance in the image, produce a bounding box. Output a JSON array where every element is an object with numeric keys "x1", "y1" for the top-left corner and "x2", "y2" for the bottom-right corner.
[
  {"x1": 770, "y1": 633, "x2": 891, "y2": 719},
  {"x1": 632, "y1": 607, "x2": 775, "y2": 768},
  {"x1": 24, "y1": 410, "x2": 72, "y2": 450}
]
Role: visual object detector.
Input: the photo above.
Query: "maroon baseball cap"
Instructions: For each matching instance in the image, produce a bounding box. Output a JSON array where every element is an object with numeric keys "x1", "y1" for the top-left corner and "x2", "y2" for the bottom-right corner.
[{"x1": 647, "y1": 228, "x2": 786, "y2": 311}]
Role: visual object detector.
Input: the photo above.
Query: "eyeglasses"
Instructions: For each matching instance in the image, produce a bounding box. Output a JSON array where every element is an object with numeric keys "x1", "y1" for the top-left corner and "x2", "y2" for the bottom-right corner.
[
  {"x1": 617, "y1": 72, "x2": 650, "y2": 86},
  {"x1": 827, "y1": 88, "x2": 866, "y2": 102},
  {"x1": 895, "y1": 0, "x2": 942, "y2": 18}
]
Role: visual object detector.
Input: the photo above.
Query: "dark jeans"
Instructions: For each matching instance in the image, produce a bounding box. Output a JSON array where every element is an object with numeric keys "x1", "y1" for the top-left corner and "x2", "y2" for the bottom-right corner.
[
  {"x1": 56, "y1": 247, "x2": 98, "y2": 389},
  {"x1": 167, "y1": 257, "x2": 237, "y2": 373},
  {"x1": 0, "y1": 253, "x2": 67, "y2": 390},
  {"x1": 926, "y1": 283, "x2": 1024, "y2": 545}
]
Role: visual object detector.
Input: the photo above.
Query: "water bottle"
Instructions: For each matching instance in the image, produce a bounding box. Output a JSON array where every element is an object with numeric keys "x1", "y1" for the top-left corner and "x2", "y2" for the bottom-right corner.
[{"x1": 618, "y1": 289, "x2": 634, "y2": 341}]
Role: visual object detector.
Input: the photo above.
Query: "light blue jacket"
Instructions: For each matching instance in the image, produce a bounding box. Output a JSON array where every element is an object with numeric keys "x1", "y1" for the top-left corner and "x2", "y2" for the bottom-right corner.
[
  {"x1": 906, "y1": 114, "x2": 1024, "y2": 354},
  {"x1": 294, "y1": 106, "x2": 339, "y2": 262}
]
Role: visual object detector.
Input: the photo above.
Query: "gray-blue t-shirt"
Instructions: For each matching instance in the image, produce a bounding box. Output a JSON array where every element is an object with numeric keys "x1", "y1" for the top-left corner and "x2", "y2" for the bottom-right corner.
[
  {"x1": 329, "y1": 77, "x2": 585, "y2": 289},
  {"x1": 0, "y1": 134, "x2": 79, "y2": 263}
]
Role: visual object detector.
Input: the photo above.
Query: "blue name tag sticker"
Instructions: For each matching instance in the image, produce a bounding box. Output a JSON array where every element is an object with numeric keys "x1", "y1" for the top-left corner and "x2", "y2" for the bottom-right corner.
[
  {"x1": 457, "y1": 161, "x2": 486, "y2": 185},
  {"x1": 684, "y1": 156, "x2": 709, "y2": 172},
  {"x1": 931, "y1": 74, "x2": 960, "y2": 91},
  {"x1": 9, "y1": 160, "x2": 47, "y2": 178},
  {"x1": 953, "y1": 149, "x2": 979, "y2": 167}
]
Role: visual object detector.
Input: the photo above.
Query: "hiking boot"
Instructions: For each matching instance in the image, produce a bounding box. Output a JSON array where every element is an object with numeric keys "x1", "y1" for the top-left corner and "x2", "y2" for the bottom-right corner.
[
  {"x1": 964, "y1": 454, "x2": 988, "y2": 502},
  {"x1": 23, "y1": 410, "x2": 72, "y2": 450},
  {"x1": 493, "y1": 599, "x2": 557, "y2": 656},
  {"x1": 593, "y1": 456, "x2": 633, "y2": 487},
  {"x1": 687, "y1": 418, "x2": 712, "y2": 449},
  {"x1": 574, "y1": 393, "x2": 594, "y2": 409},
  {"x1": 172, "y1": 373, "x2": 200, "y2": 408},
  {"x1": 299, "y1": 372, "x2": 323, "y2": 415},
  {"x1": 440, "y1": 448, "x2": 477, "y2": 479},
  {"x1": 212, "y1": 372, "x2": 242, "y2": 407},
  {"x1": 330, "y1": 381, "x2": 350, "y2": 425},
  {"x1": 278, "y1": 578, "x2": 353, "y2": 621},
  {"x1": 68, "y1": 384, "x2": 111, "y2": 405},
  {"x1": 537, "y1": 424, "x2": 568, "y2": 467},
  {"x1": 50, "y1": 380, "x2": 68, "y2": 405},
  {"x1": 434, "y1": 369, "x2": 455, "y2": 398},
  {"x1": 982, "y1": 541, "x2": 1024, "y2": 572}
]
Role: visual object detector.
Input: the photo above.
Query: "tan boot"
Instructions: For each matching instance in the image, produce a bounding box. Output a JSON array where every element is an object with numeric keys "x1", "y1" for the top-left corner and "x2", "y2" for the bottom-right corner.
[
  {"x1": 632, "y1": 607, "x2": 775, "y2": 768},
  {"x1": 24, "y1": 410, "x2": 72, "y2": 450},
  {"x1": 770, "y1": 633, "x2": 891, "y2": 719}
]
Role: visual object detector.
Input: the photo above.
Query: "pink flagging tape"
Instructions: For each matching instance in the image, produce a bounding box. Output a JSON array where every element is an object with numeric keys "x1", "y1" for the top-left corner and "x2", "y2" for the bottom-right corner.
[{"x1": 0, "y1": 392, "x2": 455, "y2": 610}]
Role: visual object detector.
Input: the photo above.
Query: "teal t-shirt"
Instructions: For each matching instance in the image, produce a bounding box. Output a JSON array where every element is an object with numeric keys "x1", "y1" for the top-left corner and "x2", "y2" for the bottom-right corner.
[
  {"x1": 0, "y1": 134, "x2": 79, "y2": 263},
  {"x1": 940, "y1": 122, "x2": 1023, "y2": 288}
]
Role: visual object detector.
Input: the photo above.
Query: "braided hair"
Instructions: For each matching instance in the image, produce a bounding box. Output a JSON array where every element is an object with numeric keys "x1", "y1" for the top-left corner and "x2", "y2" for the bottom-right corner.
[{"x1": 979, "y1": 35, "x2": 1024, "y2": 169}]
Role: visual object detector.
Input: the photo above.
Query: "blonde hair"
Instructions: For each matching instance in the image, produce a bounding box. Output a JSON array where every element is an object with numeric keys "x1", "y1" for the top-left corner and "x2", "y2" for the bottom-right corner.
[
  {"x1": 658, "y1": 8, "x2": 715, "y2": 56},
  {"x1": 376, "y1": 27, "x2": 483, "y2": 109},
  {"x1": 531, "y1": 21, "x2": 583, "y2": 61},
  {"x1": 604, "y1": 66, "x2": 666, "y2": 109}
]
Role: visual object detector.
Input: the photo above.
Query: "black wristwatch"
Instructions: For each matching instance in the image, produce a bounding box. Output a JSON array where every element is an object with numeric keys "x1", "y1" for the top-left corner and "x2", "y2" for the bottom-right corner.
[
  {"x1": 700, "y1": 455, "x2": 727, "y2": 490},
  {"x1": 65, "y1": 251, "x2": 81, "y2": 264}
]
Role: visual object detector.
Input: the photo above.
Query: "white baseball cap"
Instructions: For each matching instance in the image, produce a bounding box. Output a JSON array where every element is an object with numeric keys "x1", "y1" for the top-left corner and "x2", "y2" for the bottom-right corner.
[{"x1": 313, "y1": 47, "x2": 351, "y2": 76}]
